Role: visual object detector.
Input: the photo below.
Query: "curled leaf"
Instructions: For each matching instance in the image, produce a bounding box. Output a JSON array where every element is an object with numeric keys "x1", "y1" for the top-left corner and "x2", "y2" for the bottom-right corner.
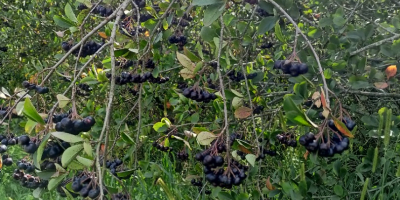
[{"x1": 266, "y1": 176, "x2": 275, "y2": 190}]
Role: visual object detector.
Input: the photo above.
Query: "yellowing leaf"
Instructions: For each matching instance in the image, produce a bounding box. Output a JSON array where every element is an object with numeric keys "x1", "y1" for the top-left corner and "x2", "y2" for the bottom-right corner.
[
  {"x1": 179, "y1": 68, "x2": 195, "y2": 79},
  {"x1": 234, "y1": 107, "x2": 253, "y2": 119},
  {"x1": 322, "y1": 109, "x2": 330, "y2": 119},
  {"x1": 385, "y1": 65, "x2": 397, "y2": 80},
  {"x1": 177, "y1": 52, "x2": 195, "y2": 71},
  {"x1": 374, "y1": 82, "x2": 388, "y2": 89},
  {"x1": 196, "y1": 131, "x2": 217, "y2": 145},
  {"x1": 312, "y1": 91, "x2": 321, "y2": 108},
  {"x1": 333, "y1": 118, "x2": 354, "y2": 138},
  {"x1": 238, "y1": 145, "x2": 252, "y2": 154},
  {"x1": 56, "y1": 94, "x2": 70, "y2": 108}
]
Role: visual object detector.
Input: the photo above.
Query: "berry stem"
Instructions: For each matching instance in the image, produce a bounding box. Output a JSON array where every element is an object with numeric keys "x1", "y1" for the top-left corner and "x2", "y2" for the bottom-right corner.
[{"x1": 266, "y1": 0, "x2": 331, "y2": 108}]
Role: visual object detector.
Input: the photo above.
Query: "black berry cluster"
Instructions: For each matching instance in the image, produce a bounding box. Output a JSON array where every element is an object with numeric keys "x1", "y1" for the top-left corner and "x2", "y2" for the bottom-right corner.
[
  {"x1": 168, "y1": 33, "x2": 187, "y2": 50},
  {"x1": 22, "y1": 81, "x2": 49, "y2": 94},
  {"x1": 16, "y1": 159, "x2": 35, "y2": 173},
  {"x1": 181, "y1": 86, "x2": 217, "y2": 103},
  {"x1": 13, "y1": 169, "x2": 48, "y2": 189},
  {"x1": 144, "y1": 59, "x2": 155, "y2": 68},
  {"x1": 70, "y1": 175, "x2": 107, "y2": 199},
  {"x1": 77, "y1": 3, "x2": 88, "y2": 10},
  {"x1": 190, "y1": 179, "x2": 212, "y2": 194},
  {"x1": 7, "y1": 134, "x2": 39, "y2": 154},
  {"x1": 261, "y1": 42, "x2": 273, "y2": 49},
  {"x1": 106, "y1": 158, "x2": 123, "y2": 176},
  {"x1": 55, "y1": 116, "x2": 96, "y2": 135},
  {"x1": 132, "y1": 0, "x2": 146, "y2": 8},
  {"x1": 2, "y1": 154, "x2": 13, "y2": 166},
  {"x1": 92, "y1": 5, "x2": 113, "y2": 17},
  {"x1": 300, "y1": 117, "x2": 354, "y2": 157},
  {"x1": 132, "y1": 13, "x2": 154, "y2": 22},
  {"x1": 227, "y1": 71, "x2": 257, "y2": 82},
  {"x1": 61, "y1": 41, "x2": 104, "y2": 57},
  {"x1": 276, "y1": 133, "x2": 297, "y2": 147},
  {"x1": 112, "y1": 193, "x2": 130, "y2": 200},
  {"x1": 255, "y1": 138, "x2": 277, "y2": 161},
  {"x1": 206, "y1": 78, "x2": 218, "y2": 90},
  {"x1": 78, "y1": 83, "x2": 92, "y2": 92},
  {"x1": 172, "y1": 18, "x2": 190, "y2": 27},
  {"x1": 117, "y1": 60, "x2": 134, "y2": 69},
  {"x1": 152, "y1": 141, "x2": 172, "y2": 152},
  {"x1": 41, "y1": 141, "x2": 71, "y2": 159},
  {"x1": 274, "y1": 60, "x2": 309, "y2": 77},
  {"x1": 107, "y1": 72, "x2": 169, "y2": 85},
  {"x1": 0, "y1": 46, "x2": 7, "y2": 52},
  {"x1": 176, "y1": 151, "x2": 188, "y2": 161},
  {"x1": 253, "y1": 105, "x2": 264, "y2": 114},
  {"x1": 256, "y1": 8, "x2": 274, "y2": 17}
]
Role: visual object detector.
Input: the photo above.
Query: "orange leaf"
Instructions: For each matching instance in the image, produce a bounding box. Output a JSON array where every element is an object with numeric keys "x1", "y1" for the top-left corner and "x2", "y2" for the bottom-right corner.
[
  {"x1": 333, "y1": 119, "x2": 354, "y2": 138},
  {"x1": 144, "y1": 31, "x2": 150, "y2": 37},
  {"x1": 374, "y1": 82, "x2": 388, "y2": 89},
  {"x1": 238, "y1": 145, "x2": 252, "y2": 154},
  {"x1": 98, "y1": 32, "x2": 108, "y2": 39},
  {"x1": 385, "y1": 65, "x2": 397, "y2": 80},
  {"x1": 234, "y1": 107, "x2": 253, "y2": 119},
  {"x1": 166, "y1": 102, "x2": 172, "y2": 109},
  {"x1": 303, "y1": 151, "x2": 309, "y2": 160},
  {"x1": 266, "y1": 176, "x2": 275, "y2": 190}
]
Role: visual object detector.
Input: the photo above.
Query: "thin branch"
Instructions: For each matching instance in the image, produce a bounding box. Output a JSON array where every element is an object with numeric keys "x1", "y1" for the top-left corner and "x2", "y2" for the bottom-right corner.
[
  {"x1": 216, "y1": 16, "x2": 230, "y2": 162},
  {"x1": 134, "y1": 84, "x2": 143, "y2": 170},
  {"x1": 350, "y1": 34, "x2": 400, "y2": 56},
  {"x1": 39, "y1": 4, "x2": 121, "y2": 87},
  {"x1": 95, "y1": 1, "x2": 131, "y2": 198},
  {"x1": 267, "y1": 0, "x2": 331, "y2": 107}
]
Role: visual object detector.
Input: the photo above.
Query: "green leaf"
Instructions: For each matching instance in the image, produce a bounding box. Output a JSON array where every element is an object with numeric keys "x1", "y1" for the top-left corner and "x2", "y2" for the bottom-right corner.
[
  {"x1": 23, "y1": 98, "x2": 45, "y2": 125},
  {"x1": 80, "y1": 77, "x2": 99, "y2": 85},
  {"x1": 275, "y1": 21, "x2": 285, "y2": 43},
  {"x1": 177, "y1": 52, "x2": 195, "y2": 70},
  {"x1": 245, "y1": 154, "x2": 256, "y2": 167},
  {"x1": 53, "y1": 15, "x2": 75, "y2": 28},
  {"x1": 83, "y1": 141, "x2": 93, "y2": 157},
  {"x1": 153, "y1": 122, "x2": 168, "y2": 132},
  {"x1": 76, "y1": 156, "x2": 93, "y2": 167},
  {"x1": 283, "y1": 94, "x2": 317, "y2": 127},
  {"x1": 32, "y1": 188, "x2": 42, "y2": 199},
  {"x1": 36, "y1": 132, "x2": 51, "y2": 169},
  {"x1": 25, "y1": 119, "x2": 37, "y2": 134},
  {"x1": 200, "y1": 27, "x2": 218, "y2": 42},
  {"x1": 258, "y1": 17, "x2": 277, "y2": 34},
  {"x1": 232, "y1": 97, "x2": 243, "y2": 109},
  {"x1": 183, "y1": 48, "x2": 201, "y2": 62},
  {"x1": 116, "y1": 169, "x2": 136, "y2": 178},
  {"x1": 66, "y1": 160, "x2": 85, "y2": 170},
  {"x1": 236, "y1": 193, "x2": 250, "y2": 200},
  {"x1": 218, "y1": 191, "x2": 233, "y2": 200},
  {"x1": 48, "y1": 173, "x2": 68, "y2": 191},
  {"x1": 333, "y1": 15, "x2": 345, "y2": 26},
  {"x1": 193, "y1": 0, "x2": 223, "y2": 6},
  {"x1": 61, "y1": 144, "x2": 84, "y2": 167},
  {"x1": 65, "y1": 3, "x2": 78, "y2": 23},
  {"x1": 194, "y1": 62, "x2": 203, "y2": 74},
  {"x1": 121, "y1": 131, "x2": 135, "y2": 145},
  {"x1": 333, "y1": 185, "x2": 344, "y2": 196},
  {"x1": 196, "y1": 131, "x2": 217, "y2": 145},
  {"x1": 191, "y1": 113, "x2": 199, "y2": 124},
  {"x1": 324, "y1": 68, "x2": 333, "y2": 79},
  {"x1": 51, "y1": 132, "x2": 84, "y2": 143},
  {"x1": 203, "y1": 3, "x2": 225, "y2": 26},
  {"x1": 230, "y1": 89, "x2": 244, "y2": 98},
  {"x1": 293, "y1": 82, "x2": 308, "y2": 100}
]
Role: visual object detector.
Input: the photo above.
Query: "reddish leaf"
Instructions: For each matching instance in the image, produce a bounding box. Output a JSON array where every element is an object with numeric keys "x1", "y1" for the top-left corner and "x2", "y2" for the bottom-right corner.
[
  {"x1": 374, "y1": 82, "x2": 388, "y2": 89},
  {"x1": 238, "y1": 145, "x2": 252, "y2": 154},
  {"x1": 333, "y1": 119, "x2": 354, "y2": 138},
  {"x1": 266, "y1": 176, "x2": 275, "y2": 190},
  {"x1": 320, "y1": 87, "x2": 328, "y2": 109},
  {"x1": 304, "y1": 151, "x2": 309, "y2": 160},
  {"x1": 98, "y1": 32, "x2": 108, "y2": 39},
  {"x1": 234, "y1": 107, "x2": 253, "y2": 119},
  {"x1": 385, "y1": 65, "x2": 397, "y2": 80}
]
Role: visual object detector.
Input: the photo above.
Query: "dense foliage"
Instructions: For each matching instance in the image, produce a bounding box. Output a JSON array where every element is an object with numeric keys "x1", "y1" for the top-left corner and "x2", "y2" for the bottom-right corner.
[{"x1": 1, "y1": 0, "x2": 400, "y2": 199}]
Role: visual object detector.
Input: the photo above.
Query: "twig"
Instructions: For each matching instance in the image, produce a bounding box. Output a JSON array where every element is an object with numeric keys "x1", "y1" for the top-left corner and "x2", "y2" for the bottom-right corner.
[
  {"x1": 95, "y1": 1, "x2": 131, "y2": 199},
  {"x1": 134, "y1": 84, "x2": 143, "y2": 169},
  {"x1": 267, "y1": 0, "x2": 331, "y2": 107},
  {"x1": 79, "y1": 0, "x2": 104, "y2": 30},
  {"x1": 350, "y1": 34, "x2": 400, "y2": 56},
  {"x1": 39, "y1": 4, "x2": 121, "y2": 87},
  {"x1": 216, "y1": 16, "x2": 230, "y2": 163}
]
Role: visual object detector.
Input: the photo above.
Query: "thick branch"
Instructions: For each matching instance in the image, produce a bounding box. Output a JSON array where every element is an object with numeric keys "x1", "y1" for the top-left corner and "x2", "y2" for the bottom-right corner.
[{"x1": 95, "y1": 0, "x2": 131, "y2": 198}]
